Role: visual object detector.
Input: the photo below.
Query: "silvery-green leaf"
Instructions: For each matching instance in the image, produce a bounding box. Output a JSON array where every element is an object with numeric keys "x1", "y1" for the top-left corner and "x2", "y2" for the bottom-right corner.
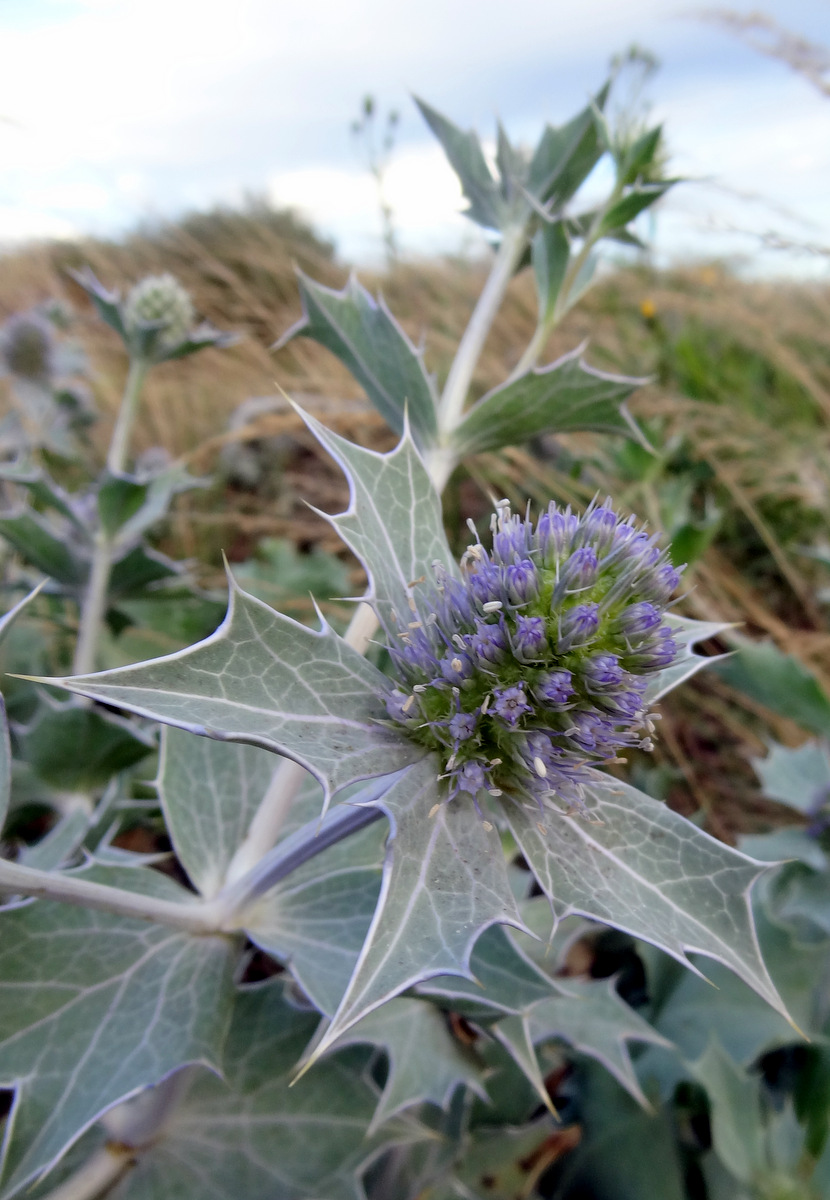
[
  {"x1": 413, "y1": 98, "x2": 501, "y2": 230},
  {"x1": 332, "y1": 996, "x2": 485, "y2": 1131},
  {"x1": 111, "y1": 982, "x2": 421, "y2": 1200},
  {"x1": 528, "y1": 85, "x2": 608, "y2": 210},
  {"x1": 531, "y1": 220, "x2": 570, "y2": 328},
  {"x1": 599, "y1": 183, "x2": 673, "y2": 235},
  {"x1": 244, "y1": 815, "x2": 385, "y2": 1015},
  {"x1": 0, "y1": 508, "x2": 88, "y2": 586},
  {"x1": 100, "y1": 466, "x2": 207, "y2": 546},
  {"x1": 450, "y1": 348, "x2": 644, "y2": 457},
  {"x1": 35, "y1": 576, "x2": 418, "y2": 811},
  {"x1": 299, "y1": 412, "x2": 458, "y2": 637},
  {"x1": 715, "y1": 641, "x2": 830, "y2": 737},
  {"x1": 306, "y1": 755, "x2": 524, "y2": 1064},
  {"x1": 644, "y1": 903, "x2": 821, "y2": 1068},
  {"x1": 494, "y1": 977, "x2": 673, "y2": 1110},
  {"x1": 158, "y1": 727, "x2": 277, "y2": 898},
  {"x1": 275, "y1": 272, "x2": 439, "y2": 449},
  {"x1": 551, "y1": 1061, "x2": 687, "y2": 1200},
  {"x1": 690, "y1": 1040, "x2": 766, "y2": 1185},
  {"x1": 452, "y1": 1117, "x2": 567, "y2": 1200},
  {"x1": 108, "y1": 544, "x2": 181, "y2": 598},
  {"x1": 0, "y1": 699, "x2": 9, "y2": 833},
  {"x1": 18, "y1": 809, "x2": 90, "y2": 871},
  {"x1": 21, "y1": 704, "x2": 154, "y2": 791},
  {"x1": 751, "y1": 739, "x2": 830, "y2": 816},
  {"x1": 152, "y1": 323, "x2": 236, "y2": 364},
  {"x1": 645, "y1": 615, "x2": 734, "y2": 702},
  {"x1": 0, "y1": 867, "x2": 236, "y2": 1200},
  {"x1": 739, "y1": 829, "x2": 826, "y2": 870},
  {"x1": 416, "y1": 924, "x2": 555, "y2": 1019},
  {"x1": 0, "y1": 462, "x2": 82, "y2": 528},
  {"x1": 505, "y1": 778, "x2": 792, "y2": 1024},
  {"x1": 769, "y1": 864, "x2": 830, "y2": 938},
  {"x1": 67, "y1": 268, "x2": 128, "y2": 340}
]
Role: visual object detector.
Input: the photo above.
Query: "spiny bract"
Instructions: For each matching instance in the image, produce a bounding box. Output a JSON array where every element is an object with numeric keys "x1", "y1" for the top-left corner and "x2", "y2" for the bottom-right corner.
[{"x1": 385, "y1": 499, "x2": 683, "y2": 817}]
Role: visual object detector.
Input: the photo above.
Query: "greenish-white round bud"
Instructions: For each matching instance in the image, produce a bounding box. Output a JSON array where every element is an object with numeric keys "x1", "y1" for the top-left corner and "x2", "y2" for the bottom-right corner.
[
  {"x1": 124, "y1": 274, "x2": 194, "y2": 350},
  {"x1": 0, "y1": 312, "x2": 56, "y2": 383}
]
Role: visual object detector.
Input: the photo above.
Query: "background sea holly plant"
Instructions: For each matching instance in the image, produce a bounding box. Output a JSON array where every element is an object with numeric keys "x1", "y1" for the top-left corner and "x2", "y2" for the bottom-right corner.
[{"x1": 0, "y1": 72, "x2": 819, "y2": 1200}]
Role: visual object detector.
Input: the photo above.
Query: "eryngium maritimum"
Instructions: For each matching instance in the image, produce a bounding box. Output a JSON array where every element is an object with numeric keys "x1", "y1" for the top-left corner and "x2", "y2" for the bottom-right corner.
[{"x1": 385, "y1": 500, "x2": 683, "y2": 816}]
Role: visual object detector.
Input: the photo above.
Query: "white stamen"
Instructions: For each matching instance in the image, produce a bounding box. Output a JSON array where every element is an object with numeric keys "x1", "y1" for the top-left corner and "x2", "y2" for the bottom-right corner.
[
  {"x1": 488, "y1": 788, "x2": 503, "y2": 797},
  {"x1": 537, "y1": 823, "x2": 548, "y2": 836},
  {"x1": 482, "y1": 820, "x2": 494, "y2": 832},
  {"x1": 533, "y1": 756, "x2": 547, "y2": 778},
  {"x1": 482, "y1": 600, "x2": 502, "y2": 613},
  {"x1": 408, "y1": 596, "x2": 417, "y2": 612},
  {"x1": 408, "y1": 621, "x2": 422, "y2": 629},
  {"x1": 489, "y1": 757, "x2": 502, "y2": 767},
  {"x1": 480, "y1": 694, "x2": 491, "y2": 714},
  {"x1": 402, "y1": 693, "x2": 416, "y2": 713},
  {"x1": 451, "y1": 657, "x2": 463, "y2": 673},
  {"x1": 428, "y1": 803, "x2": 441, "y2": 819},
  {"x1": 452, "y1": 634, "x2": 466, "y2": 649},
  {"x1": 413, "y1": 684, "x2": 426, "y2": 693}
]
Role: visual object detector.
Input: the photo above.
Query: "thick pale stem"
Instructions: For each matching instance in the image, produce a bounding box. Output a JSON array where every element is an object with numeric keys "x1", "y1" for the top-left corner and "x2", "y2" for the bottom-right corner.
[
  {"x1": 106, "y1": 356, "x2": 149, "y2": 475},
  {"x1": 73, "y1": 356, "x2": 150, "y2": 676},
  {"x1": 218, "y1": 802, "x2": 385, "y2": 922},
  {"x1": 438, "y1": 225, "x2": 527, "y2": 436},
  {"x1": 0, "y1": 859, "x2": 227, "y2": 935},
  {"x1": 38, "y1": 1145, "x2": 134, "y2": 1200},
  {"x1": 72, "y1": 530, "x2": 114, "y2": 677}
]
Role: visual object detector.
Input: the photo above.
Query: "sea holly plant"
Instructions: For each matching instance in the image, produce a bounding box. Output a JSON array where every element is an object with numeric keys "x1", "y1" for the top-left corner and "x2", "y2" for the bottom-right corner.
[{"x1": 0, "y1": 79, "x2": 801, "y2": 1200}]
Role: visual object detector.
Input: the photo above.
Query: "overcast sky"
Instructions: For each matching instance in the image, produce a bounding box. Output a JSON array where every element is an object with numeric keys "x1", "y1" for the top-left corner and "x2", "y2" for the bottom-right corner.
[{"x1": 0, "y1": 0, "x2": 828, "y2": 275}]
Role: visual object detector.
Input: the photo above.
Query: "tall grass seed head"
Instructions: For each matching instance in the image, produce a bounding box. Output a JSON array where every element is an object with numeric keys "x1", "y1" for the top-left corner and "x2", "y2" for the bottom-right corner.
[
  {"x1": 384, "y1": 499, "x2": 683, "y2": 817},
  {"x1": 124, "y1": 274, "x2": 195, "y2": 350},
  {"x1": 0, "y1": 311, "x2": 56, "y2": 383}
]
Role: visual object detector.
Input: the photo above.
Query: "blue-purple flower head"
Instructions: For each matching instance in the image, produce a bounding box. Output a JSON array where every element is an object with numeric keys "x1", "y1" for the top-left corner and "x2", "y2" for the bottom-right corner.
[{"x1": 384, "y1": 499, "x2": 683, "y2": 816}]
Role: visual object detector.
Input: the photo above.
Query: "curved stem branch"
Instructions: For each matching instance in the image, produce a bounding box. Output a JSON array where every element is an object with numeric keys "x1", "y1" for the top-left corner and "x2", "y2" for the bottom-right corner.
[
  {"x1": 37, "y1": 1145, "x2": 134, "y2": 1200},
  {"x1": 73, "y1": 355, "x2": 150, "y2": 675},
  {"x1": 0, "y1": 859, "x2": 226, "y2": 935},
  {"x1": 438, "y1": 225, "x2": 527, "y2": 436},
  {"x1": 72, "y1": 531, "x2": 114, "y2": 677},
  {"x1": 107, "y1": 357, "x2": 149, "y2": 475},
  {"x1": 217, "y1": 799, "x2": 386, "y2": 923}
]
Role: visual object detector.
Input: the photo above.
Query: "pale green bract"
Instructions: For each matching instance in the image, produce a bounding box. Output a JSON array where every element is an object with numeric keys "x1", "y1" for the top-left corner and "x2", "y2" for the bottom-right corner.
[{"x1": 40, "y1": 413, "x2": 792, "y2": 1064}]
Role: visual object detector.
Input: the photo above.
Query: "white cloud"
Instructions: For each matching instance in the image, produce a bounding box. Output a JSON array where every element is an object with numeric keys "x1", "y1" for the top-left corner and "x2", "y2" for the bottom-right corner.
[{"x1": 0, "y1": 0, "x2": 826, "y2": 275}]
